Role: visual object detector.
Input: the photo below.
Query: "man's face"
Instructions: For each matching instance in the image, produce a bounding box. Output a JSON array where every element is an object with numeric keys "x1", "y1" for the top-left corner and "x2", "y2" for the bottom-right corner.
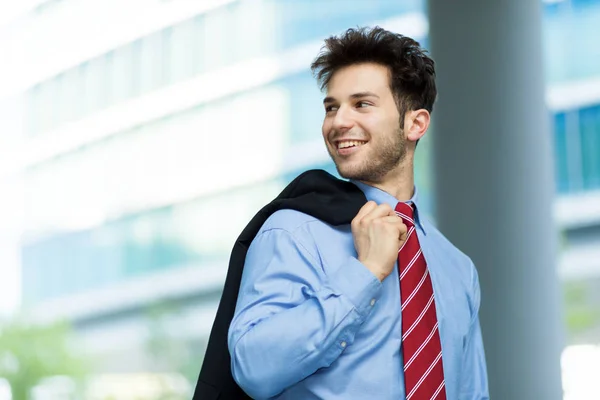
[{"x1": 322, "y1": 62, "x2": 407, "y2": 183}]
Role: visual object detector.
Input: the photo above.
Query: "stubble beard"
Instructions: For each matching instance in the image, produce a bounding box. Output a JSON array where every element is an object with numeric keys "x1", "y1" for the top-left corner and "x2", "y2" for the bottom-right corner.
[{"x1": 330, "y1": 127, "x2": 407, "y2": 183}]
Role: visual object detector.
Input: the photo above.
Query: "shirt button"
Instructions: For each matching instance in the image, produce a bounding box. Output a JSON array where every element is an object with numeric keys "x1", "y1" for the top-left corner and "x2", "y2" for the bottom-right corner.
[
  {"x1": 370, "y1": 299, "x2": 376, "y2": 306},
  {"x1": 340, "y1": 341, "x2": 347, "y2": 348}
]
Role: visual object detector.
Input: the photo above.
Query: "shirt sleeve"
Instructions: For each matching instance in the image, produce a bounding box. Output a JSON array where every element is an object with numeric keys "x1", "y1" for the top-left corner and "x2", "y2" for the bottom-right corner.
[
  {"x1": 459, "y1": 263, "x2": 490, "y2": 400},
  {"x1": 228, "y1": 226, "x2": 382, "y2": 399}
]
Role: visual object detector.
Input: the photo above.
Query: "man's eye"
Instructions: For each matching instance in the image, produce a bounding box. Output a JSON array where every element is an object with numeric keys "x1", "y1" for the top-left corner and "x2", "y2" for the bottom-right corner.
[
  {"x1": 356, "y1": 101, "x2": 370, "y2": 108},
  {"x1": 325, "y1": 105, "x2": 338, "y2": 112}
]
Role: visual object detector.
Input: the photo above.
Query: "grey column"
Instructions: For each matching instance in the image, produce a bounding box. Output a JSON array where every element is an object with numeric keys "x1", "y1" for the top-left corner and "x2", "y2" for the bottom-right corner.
[{"x1": 427, "y1": 1, "x2": 564, "y2": 399}]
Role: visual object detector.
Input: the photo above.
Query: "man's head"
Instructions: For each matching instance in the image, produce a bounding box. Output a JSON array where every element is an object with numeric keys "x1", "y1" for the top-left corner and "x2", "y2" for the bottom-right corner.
[{"x1": 310, "y1": 27, "x2": 436, "y2": 184}]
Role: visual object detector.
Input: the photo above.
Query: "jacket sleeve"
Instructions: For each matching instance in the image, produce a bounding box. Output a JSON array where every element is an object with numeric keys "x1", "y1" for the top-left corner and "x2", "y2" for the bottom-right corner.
[{"x1": 228, "y1": 227, "x2": 382, "y2": 399}]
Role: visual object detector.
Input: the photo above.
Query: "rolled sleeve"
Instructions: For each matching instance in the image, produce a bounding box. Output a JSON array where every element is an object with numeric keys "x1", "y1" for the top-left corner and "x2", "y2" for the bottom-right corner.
[{"x1": 327, "y1": 256, "x2": 383, "y2": 317}]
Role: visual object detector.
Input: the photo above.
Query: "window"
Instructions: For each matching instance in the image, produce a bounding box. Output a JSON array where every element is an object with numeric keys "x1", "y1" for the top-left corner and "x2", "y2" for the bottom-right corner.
[
  {"x1": 169, "y1": 19, "x2": 196, "y2": 84},
  {"x1": 130, "y1": 39, "x2": 143, "y2": 98},
  {"x1": 81, "y1": 57, "x2": 108, "y2": 115},
  {"x1": 109, "y1": 45, "x2": 135, "y2": 104},
  {"x1": 580, "y1": 105, "x2": 600, "y2": 190},
  {"x1": 191, "y1": 14, "x2": 207, "y2": 76},
  {"x1": 553, "y1": 104, "x2": 600, "y2": 194},
  {"x1": 27, "y1": 85, "x2": 42, "y2": 135},
  {"x1": 139, "y1": 31, "x2": 163, "y2": 94},
  {"x1": 543, "y1": 1, "x2": 600, "y2": 83},
  {"x1": 202, "y1": 3, "x2": 234, "y2": 71},
  {"x1": 58, "y1": 68, "x2": 83, "y2": 124},
  {"x1": 36, "y1": 80, "x2": 56, "y2": 133},
  {"x1": 237, "y1": 0, "x2": 275, "y2": 60},
  {"x1": 554, "y1": 112, "x2": 570, "y2": 193},
  {"x1": 161, "y1": 27, "x2": 174, "y2": 86}
]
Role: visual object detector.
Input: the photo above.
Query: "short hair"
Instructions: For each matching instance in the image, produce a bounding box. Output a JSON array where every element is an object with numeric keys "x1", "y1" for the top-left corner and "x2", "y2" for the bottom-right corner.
[{"x1": 310, "y1": 26, "x2": 437, "y2": 117}]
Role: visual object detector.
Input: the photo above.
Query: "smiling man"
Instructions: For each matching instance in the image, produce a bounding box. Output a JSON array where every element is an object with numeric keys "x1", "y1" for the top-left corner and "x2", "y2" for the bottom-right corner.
[{"x1": 227, "y1": 27, "x2": 489, "y2": 400}]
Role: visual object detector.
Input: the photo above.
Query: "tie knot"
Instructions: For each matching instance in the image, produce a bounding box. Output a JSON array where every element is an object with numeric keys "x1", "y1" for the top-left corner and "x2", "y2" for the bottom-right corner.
[{"x1": 394, "y1": 202, "x2": 415, "y2": 226}]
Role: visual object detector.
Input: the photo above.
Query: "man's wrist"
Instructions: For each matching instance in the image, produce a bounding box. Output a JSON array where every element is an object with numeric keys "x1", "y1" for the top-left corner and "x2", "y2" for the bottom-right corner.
[{"x1": 359, "y1": 259, "x2": 388, "y2": 282}]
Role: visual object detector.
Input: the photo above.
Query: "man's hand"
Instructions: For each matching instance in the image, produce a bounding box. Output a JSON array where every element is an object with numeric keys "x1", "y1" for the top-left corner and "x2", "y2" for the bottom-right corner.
[{"x1": 351, "y1": 201, "x2": 407, "y2": 282}]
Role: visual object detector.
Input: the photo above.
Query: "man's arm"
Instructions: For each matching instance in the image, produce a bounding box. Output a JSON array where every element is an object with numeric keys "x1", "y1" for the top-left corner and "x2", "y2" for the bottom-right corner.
[
  {"x1": 460, "y1": 263, "x2": 490, "y2": 400},
  {"x1": 228, "y1": 227, "x2": 381, "y2": 399}
]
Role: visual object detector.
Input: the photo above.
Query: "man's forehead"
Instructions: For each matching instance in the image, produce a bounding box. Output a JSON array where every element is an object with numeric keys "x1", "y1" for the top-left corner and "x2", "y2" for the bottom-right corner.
[{"x1": 326, "y1": 63, "x2": 390, "y2": 97}]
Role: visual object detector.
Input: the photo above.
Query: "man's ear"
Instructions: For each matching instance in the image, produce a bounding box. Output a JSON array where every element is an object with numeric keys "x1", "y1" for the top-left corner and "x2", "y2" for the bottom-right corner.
[{"x1": 404, "y1": 109, "x2": 430, "y2": 142}]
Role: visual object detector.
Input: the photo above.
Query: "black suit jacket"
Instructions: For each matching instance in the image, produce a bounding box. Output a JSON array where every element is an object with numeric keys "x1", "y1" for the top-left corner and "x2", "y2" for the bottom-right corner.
[{"x1": 192, "y1": 169, "x2": 367, "y2": 399}]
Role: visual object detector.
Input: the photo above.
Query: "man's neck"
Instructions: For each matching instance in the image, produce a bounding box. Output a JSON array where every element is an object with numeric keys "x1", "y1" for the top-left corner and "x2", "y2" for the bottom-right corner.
[{"x1": 358, "y1": 160, "x2": 415, "y2": 202}]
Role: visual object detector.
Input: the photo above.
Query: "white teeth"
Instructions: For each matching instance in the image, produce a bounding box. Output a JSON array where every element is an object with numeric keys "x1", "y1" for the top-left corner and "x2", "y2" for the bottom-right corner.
[{"x1": 338, "y1": 140, "x2": 366, "y2": 149}]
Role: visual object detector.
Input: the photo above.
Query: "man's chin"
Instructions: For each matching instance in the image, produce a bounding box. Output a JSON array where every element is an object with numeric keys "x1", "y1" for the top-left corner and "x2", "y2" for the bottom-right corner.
[
  {"x1": 334, "y1": 161, "x2": 389, "y2": 183},
  {"x1": 334, "y1": 164, "x2": 368, "y2": 181},
  {"x1": 330, "y1": 155, "x2": 373, "y2": 180}
]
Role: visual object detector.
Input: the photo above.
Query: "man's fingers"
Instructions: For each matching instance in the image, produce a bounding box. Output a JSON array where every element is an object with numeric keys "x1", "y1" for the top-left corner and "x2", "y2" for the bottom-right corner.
[
  {"x1": 353, "y1": 201, "x2": 378, "y2": 224},
  {"x1": 399, "y1": 227, "x2": 408, "y2": 242},
  {"x1": 357, "y1": 200, "x2": 378, "y2": 216},
  {"x1": 377, "y1": 216, "x2": 407, "y2": 238},
  {"x1": 379, "y1": 215, "x2": 402, "y2": 224},
  {"x1": 362, "y1": 203, "x2": 394, "y2": 223}
]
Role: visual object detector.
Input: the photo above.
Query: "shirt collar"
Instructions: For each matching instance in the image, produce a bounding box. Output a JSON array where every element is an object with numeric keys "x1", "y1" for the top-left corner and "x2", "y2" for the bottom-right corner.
[{"x1": 349, "y1": 180, "x2": 427, "y2": 235}]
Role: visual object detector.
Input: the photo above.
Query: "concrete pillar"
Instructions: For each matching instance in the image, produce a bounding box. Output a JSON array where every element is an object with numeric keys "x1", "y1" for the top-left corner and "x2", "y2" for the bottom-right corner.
[{"x1": 427, "y1": 1, "x2": 564, "y2": 399}]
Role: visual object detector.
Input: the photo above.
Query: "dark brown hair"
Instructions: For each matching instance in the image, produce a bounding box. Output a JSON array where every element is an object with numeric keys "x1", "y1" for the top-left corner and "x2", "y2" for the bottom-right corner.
[{"x1": 310, "y1": 26, "x2": 437, "y2": 118}]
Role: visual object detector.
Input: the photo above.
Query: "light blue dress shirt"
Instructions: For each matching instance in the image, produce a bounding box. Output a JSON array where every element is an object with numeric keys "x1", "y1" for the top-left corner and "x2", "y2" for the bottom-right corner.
[{"x1": 228, "y1": 181, "x2": 489, "y2": 399}]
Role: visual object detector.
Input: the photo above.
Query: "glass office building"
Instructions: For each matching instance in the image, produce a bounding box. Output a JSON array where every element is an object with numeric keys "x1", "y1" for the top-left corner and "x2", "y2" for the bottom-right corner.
[{"x1": 1, "y1": 0, "x2": 599, "y2": 395}]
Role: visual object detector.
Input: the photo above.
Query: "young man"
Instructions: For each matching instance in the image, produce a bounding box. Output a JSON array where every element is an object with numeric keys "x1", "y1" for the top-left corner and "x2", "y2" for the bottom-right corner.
[{"x1": 228, "y1": 27, "x2": 489, "y2": 399}]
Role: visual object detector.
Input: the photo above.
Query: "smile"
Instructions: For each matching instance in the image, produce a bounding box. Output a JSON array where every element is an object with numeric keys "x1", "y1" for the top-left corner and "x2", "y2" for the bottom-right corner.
[{"x1": 336, "y1": 140, "x2": 367, "y2": 149}]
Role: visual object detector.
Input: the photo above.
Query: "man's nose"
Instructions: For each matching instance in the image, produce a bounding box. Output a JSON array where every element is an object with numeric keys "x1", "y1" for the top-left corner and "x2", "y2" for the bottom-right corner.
[{"x1": 332, "y1": 105, "x2": 354, "y2": 132}]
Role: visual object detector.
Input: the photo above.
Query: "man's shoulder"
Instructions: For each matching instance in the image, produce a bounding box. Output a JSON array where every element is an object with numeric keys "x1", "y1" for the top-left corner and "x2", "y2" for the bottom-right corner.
[
  {"x1": 420, "y1": 216, "x2": 476, "y2": 269},
  {"x1": 259, "y1": 209, "x2": 327, "y2": 235}
]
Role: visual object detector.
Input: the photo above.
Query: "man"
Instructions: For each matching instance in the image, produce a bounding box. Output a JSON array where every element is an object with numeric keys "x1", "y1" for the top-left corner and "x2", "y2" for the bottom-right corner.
[{"x1": 228, "y1": 26, "x2": 489, "y2": 399}]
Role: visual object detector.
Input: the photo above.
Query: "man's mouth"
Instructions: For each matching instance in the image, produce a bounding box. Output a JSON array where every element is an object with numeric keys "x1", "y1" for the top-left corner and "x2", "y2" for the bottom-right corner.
[{"x1": 336, "y1": 140, "x2": 368, "y2": 149}]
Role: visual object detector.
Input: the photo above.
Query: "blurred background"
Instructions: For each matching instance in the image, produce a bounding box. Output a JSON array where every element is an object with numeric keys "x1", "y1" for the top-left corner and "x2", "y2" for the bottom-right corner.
[{"x1": 0, "y1": 0, "x2": 599, "y2": 399}]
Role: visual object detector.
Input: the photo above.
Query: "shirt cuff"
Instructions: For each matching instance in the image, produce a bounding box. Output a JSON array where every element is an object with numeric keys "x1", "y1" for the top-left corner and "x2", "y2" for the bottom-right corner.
[{"x1": 328, "y1": 256, "x2": 382, "y2": 317}]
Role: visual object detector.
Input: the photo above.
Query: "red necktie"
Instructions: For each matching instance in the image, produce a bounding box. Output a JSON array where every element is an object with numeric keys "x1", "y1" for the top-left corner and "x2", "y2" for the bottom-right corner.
[{"x1": 395, "y1": 202, "x2": 447, "y2": 400}]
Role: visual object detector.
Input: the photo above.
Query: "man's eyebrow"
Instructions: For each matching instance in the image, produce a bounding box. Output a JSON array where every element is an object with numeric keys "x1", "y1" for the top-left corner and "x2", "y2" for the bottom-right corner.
[
  {"x1": 323, "y1": 92, "x2": 380, "y2": 104},
  {"x1": 350, "y1": 91, "x2": 380, "y2": 99}
]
